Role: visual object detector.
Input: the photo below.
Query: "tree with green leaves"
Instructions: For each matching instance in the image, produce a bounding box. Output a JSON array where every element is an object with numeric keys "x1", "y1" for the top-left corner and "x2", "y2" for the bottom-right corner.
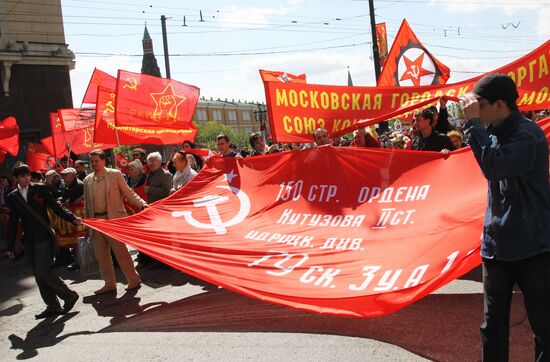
[{"x1": 196, "y1": 121, "x2": 251, "y2": 151}]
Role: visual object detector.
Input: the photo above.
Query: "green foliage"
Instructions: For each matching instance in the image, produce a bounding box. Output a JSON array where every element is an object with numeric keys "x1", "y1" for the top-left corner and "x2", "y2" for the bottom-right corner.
[
  {"x1": 196, "y1": 121, "x2": 251, "y2": 151},
  {"x1": 112, "y1": 145, "x2": 133, "y2": 158}
]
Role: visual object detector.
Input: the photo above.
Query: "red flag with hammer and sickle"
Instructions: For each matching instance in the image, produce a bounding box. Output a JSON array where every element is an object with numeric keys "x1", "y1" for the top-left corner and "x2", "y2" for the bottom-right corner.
[{"x1": 378, "y1": 19, "x2": 450, "y2": 87}]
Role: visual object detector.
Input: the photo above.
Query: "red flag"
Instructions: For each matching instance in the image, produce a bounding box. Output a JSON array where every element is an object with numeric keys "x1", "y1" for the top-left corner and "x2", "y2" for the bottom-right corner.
[
  {"x1": 115, "y1": 153, "x2": 130, "y2": 174},
  {"x1": 58, "y1": 108, "x2": 96, "y2": 132},
  {"x1": 0, "y1": 150, "x2": 6, "y2": 165},
  {"x1": 376, "y1": 23, "x2": 389, "y2": 67},
  {"x1": 27, "y1": 142, "x2": 56, "y2": 171},
  {"x1": 83, "y1": 142, "x2": 538, "y2": 317},
  {"x1": 115, "y1": 70, "x2": 200, "y2": 129},
  {"x1": 0, "y1": 116, "x2": 19, "y2": 156},
  {"x1": 40, "y1": 136, "x2": 56, "y2": 157},
  {"x1": 378, "y1": 19, "x2": 450, "y2": 87},
  {"x1": 82, "y1": 68, "x2": 117, "y2": 104},
  {"x1": 95, "y1": 86, "x2": 198, "y2": 145},
  {"x1": 260, "y1": 69, "x2": 307, "y2": 83},
  {"x1": 56, "y1": 109, "x2": 116, "y2": 156},
  {"x1": 48, "y1": 113, "x2": 69, "y2": 158}
]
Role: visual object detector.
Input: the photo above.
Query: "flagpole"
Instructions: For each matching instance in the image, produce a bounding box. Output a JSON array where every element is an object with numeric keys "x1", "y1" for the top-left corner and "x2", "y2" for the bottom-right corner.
[
  {"x1": 368, "y1": 0, "x2": 390, "y2": 133},
  {"x1": 368, "y1": 0, "x2": 381, "y2": 81}
]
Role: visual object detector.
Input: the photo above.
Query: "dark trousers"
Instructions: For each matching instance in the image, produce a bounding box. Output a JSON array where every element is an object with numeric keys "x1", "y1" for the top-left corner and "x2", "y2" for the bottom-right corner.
[
  {"x1": 25, "y1": 239, "x2": 74, "y2": 308},
  {"x1": 481, "y1": 252, "x2": 550, "y2": 362}
]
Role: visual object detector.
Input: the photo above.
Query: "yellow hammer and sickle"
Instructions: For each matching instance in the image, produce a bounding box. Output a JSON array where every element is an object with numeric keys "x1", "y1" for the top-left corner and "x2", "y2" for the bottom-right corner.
[
  {"x1": 106, "y1": 101, "x2": 115, "y2": 113},
  {"x1": 123, "y1": 77, "x2": 138, "y2": 91}
]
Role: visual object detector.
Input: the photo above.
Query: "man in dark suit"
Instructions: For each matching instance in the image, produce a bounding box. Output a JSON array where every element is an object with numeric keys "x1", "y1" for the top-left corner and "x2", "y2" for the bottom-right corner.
[{"x1": 5, "y1": 164, "x2": 82, "y2": 319}]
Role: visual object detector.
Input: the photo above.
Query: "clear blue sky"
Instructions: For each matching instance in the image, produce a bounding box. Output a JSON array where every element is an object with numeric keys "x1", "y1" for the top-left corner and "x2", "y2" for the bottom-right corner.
[{"x1": 61, "y1": 0, "x2": 550, "y2": 105}]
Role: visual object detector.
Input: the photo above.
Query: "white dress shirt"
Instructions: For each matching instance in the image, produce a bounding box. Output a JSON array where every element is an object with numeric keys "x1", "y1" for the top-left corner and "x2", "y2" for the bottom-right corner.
[{"x1": 18, "y1": 184, "x2": 29, "y2": 202}]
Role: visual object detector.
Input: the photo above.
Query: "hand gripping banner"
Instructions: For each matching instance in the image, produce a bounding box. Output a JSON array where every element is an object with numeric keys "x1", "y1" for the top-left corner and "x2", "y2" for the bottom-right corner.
[{"x1": 84, "y1": 145, "x2": 499, "y2": 317}]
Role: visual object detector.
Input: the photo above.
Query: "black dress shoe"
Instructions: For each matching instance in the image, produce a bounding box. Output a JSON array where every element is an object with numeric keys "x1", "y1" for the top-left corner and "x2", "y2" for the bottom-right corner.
[
  {"x1": 35, "y1": 307, "x2": 63, "y2": 319},
  {"x1": 62, "y1": 292, "x2": 79, "y2": 313}
]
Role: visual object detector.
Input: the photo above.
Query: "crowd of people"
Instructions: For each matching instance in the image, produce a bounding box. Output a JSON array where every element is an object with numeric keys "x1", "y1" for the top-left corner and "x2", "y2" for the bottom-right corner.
[{"x1": 0, "y1": 94, "x2": 548, "y2": 322}]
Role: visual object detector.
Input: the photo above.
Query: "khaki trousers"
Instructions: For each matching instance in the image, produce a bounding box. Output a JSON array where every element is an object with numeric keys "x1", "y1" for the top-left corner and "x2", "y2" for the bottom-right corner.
[{"x1": 91, "y1": 221, "x2": 140, "y2": 287}]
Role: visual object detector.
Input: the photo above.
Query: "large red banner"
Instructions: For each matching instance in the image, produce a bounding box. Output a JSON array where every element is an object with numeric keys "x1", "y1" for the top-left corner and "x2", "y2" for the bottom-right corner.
[
  {"x1": 263, "y1": 40, "x2": 550, "y2": 143},
  {"x1": 115, "y1": 70, "x2": 200, "y2": 131},
  {"x1": 94, "y1": 87, "x2": 197, "y2": 145},
  {"x1": 85, "y1": 145, "x2": 500, "y2": 317}
]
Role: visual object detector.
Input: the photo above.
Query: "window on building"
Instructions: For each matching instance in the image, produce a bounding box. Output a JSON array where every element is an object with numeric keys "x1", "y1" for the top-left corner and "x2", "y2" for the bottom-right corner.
[
  {"x1": 228, "y1": 110, "x2": 237, "y2": 124},
  {"x1": 213, "y1": 110, "x2": 222, "y2": 121},
  {"x1": 242, "y1": 111, "x2": 251, "y2": 123},
  {"x1": 197, "y1": 110, "x2": 207, "y2": 122}
]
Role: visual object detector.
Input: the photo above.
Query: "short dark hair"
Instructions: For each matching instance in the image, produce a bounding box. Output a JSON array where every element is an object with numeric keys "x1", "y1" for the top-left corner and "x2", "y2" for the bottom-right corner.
[
  {"x1": 182, "y1": 140, "x2": 196, "y2": 149},
  {"x1": 0, "y1": 174, "x2": 8, "y2": 181},
  {"x1": 249, "y1": 132, "x2": 262, "y2": 148},
  {"x1": 217, "y1": 134, "x2": 230, "y2": 143},
  {"x1": 30, "y1": 171, "x2": 43, "y2": 181},
  {"x1": 89, "y1": 149, "x2": 106, "y2": 160},
  {"x1": 173, "y1": 150, "x2": 188, "y2": 162},
  {"x1": 488, "y1": 98, "x2": 519, "y2": 112},
  {"x1": 414, "y1": 109, "x2": 434, "y2": 121},
  {"x1": 13, "y1": 164, "x2": 31, "y2": 178}
]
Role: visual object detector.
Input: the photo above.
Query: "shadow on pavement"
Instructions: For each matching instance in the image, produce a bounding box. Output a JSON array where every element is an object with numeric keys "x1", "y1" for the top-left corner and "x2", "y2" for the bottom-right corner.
[
  {"x1": 101, "y1": 288, "x2": 534, "y2": 362},
  {"x1": 82, "y1": 288, "x2": 168, "y2": 325},
  {"x1": 7, "y1": 312, "x2": 92, "y2": 360}
]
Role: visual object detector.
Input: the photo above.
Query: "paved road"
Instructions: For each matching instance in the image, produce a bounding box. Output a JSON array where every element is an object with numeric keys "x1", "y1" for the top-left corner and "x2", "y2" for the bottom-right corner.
[{"x1": 0, "y1": 252, "x2": 534, "y2": 361}]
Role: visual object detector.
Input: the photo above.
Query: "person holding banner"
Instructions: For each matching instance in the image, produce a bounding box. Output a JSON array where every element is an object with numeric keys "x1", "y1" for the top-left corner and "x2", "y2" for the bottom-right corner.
[
  {"x1": 313, "y1": 128, "x2": 332, "y2": 146},
  {"x1": 5, "y1": 164, "x2": 81, "y2": 319},
  {"x1": 460, "y1": 73, "x2": 550, "y2": 361},
  {"x1": 83, "y1": 149, "x2": 148, "y2": 295},
  {"x1": 411, "y1": 109, "x2": 455, "y2": 152}
]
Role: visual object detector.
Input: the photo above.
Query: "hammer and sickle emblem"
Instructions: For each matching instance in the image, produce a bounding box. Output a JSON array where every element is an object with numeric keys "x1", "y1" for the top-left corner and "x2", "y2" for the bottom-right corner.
[
  {"x1": 172, "y1": 185, "x2": 251, "y2": 235},
  {"x1": 123, "y1": 77, "x2": 138, "y2": 91},
  {"x1": 106, "y1": 100, "x2": 115, "y2": 113}
]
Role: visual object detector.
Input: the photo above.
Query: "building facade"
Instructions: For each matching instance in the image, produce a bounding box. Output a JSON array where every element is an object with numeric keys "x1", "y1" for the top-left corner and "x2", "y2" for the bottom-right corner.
[
  {"x1": 0, "y1": 0, "x2": 74, "y2": 167},
  {"x1": 193, "y1": 98, "x2": 269, "y2": 136}
]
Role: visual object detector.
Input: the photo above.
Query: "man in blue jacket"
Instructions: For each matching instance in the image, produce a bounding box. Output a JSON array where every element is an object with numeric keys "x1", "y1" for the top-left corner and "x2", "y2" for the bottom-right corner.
[{"x1": 460, "y1": 73, "x2": 550, "y2": 361}]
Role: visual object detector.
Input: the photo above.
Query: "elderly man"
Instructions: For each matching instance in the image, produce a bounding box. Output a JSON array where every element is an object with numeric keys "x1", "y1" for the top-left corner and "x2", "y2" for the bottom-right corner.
[
  {"x1": 171, "y1": 151, "x2": 197, "y2": 193},
  {"x1": 132, "y1": 148, "x2": 147, "y2": 165},
  {"x1": 45, "y1": 170, "x2": 64, "y2": 199},
  {"x1": 144, "y1": 152, "x2": 172, "y2": 204},
  {"x1": 84, "y1": 149, "x2": 148, "y2": 294},
  {"x1": 60, "y1": 167, "x2": 84, "y2": 206},
  {"x1": 312, "y1": 127, "x2": 332, "y2": 146}
]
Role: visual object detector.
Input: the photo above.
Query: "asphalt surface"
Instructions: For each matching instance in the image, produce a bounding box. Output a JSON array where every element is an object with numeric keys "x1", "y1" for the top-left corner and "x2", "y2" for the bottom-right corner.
[{"x1": 0, "y1": 250, "x2": 535, "y2": 362}]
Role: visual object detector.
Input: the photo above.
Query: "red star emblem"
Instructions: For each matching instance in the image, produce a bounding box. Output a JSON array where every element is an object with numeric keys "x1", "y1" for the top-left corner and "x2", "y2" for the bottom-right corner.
[{"x1": 399, "y1": 52, "x2": 434, "y2": 87}]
